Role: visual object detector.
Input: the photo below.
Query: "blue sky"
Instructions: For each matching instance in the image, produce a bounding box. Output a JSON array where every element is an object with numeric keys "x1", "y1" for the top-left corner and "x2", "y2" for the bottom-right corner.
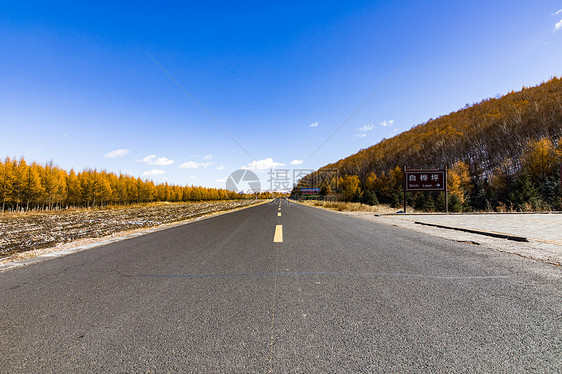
[{"x1": 2, "y1": 1, "x2": 562, "y2": 190}]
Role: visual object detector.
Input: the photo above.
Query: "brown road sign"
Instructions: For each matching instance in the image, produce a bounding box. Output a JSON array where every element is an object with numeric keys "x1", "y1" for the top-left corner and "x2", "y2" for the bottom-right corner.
[{"x1": 405, "y1": 170, "x2": 445, "y2": 191}]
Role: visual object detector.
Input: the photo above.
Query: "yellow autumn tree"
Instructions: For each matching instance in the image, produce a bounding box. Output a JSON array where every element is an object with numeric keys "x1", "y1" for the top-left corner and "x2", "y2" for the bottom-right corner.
[
  {"x1": 365, "y1": 171, "x2": 378, "y2": 191},
  {"x1": 0, "y1": 157, "x2": 15, "y2": 211},
  {"x1": 22, "y1": 162, "x2": 43, "y2": 210},
  {"x1": 447, "y1": 161, "x2": 472, "y2": 204},
  {"x1": 339, "y1": 175, "x2": 361, "y2": 201},
  {"x1": 521, "y1": 138, "x2": 559, "y2": 179},
  {"x1": 93, "y1": 172, "x2": 112, "y2": 206},
  {"x1": 66, "y1": 169, "x2": 81, "y2": 207}
]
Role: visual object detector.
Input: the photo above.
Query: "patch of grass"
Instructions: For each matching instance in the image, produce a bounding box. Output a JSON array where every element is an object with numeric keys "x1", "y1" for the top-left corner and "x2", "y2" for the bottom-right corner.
[{"x1": 303, "y1": 200, "x2": 398, "y2": 213}]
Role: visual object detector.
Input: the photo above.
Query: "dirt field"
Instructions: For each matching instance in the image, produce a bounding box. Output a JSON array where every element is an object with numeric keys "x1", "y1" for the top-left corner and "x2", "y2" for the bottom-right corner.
[{"x1": 0, "y1": 200, "x2": 261, "y2": 258}]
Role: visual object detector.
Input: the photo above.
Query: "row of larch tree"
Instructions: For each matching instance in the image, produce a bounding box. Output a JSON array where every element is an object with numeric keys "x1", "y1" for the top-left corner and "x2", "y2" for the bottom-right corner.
[
  {"x1": 0, "y1": 159, "x2": 273, "y2": 212},
  {"x1": 294, "y1": 77, "x2": 562, "y2": 212}
]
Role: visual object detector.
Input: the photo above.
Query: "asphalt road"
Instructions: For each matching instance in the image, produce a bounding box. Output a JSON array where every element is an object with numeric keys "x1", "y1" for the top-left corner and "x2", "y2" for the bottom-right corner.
[{"x1": 1, "y1": 199, "x2": 560, "y2": 373}]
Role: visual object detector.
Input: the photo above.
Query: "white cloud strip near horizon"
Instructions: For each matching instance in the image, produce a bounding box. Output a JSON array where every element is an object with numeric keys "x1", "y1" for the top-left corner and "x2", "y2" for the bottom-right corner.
[
  {"x1": 358, "y1": 124, "x2": 374, "y2": 132},
  {"x1": 309, "y1": 121, "x2": 319, "y2": 127},
  {"x1": 140, "y1": 154, "x2": 174, "y2": 165},
  {"x1": 243, "y1": 157, "x2": 284, "y2": 172},
  {"x1": 290, "y1": 160, "x2": 304, "y2": 165},
  {"x1": 105, "y1": 149, "x2": 130, "y2": 158},
  {"x1": 380, "y1": 119, "x2": 394, "y2": 127},
  {"x1": 143, "y1": 169, "x2": 164, "y2": 176},
  {"x1": 179, "y1": 160, "x2": 214, "y2": 169}
]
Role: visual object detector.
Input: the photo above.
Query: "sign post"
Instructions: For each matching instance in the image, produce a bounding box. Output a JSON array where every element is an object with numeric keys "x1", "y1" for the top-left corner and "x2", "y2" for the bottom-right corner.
[
  {"x1": 404, "y1": 165, "x2": 408, "y2": 214},
  {"x1": 445, "y1": 165, "x2": 448, "y2": 214},
  {"x1": 404, "y1": 167, "x2": 448, "y2": 213}
]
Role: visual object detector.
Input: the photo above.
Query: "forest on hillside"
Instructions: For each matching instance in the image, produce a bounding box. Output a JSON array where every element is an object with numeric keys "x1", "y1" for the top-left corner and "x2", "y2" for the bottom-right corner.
[
  {"x1": 294, "y1": 78, "x2": 562, "y2": 211},
  {"x1": 0, "y1": 158, "x2": 275, "y2": 212}
]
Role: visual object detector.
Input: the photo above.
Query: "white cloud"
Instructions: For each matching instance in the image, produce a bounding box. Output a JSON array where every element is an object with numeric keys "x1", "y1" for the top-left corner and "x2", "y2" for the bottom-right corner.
[
  {"x1": 355, "y1": 123, "x2": 377, "y2": 138},
  {"x1": 152, "y1": 157, "x2": 174, "y2": 165},
  {"x1": 216, "y1": 165, "x2": 225, "y2": 170},
  {"x1": 358, "y1": 124, "x2": 374, "y2": 132},
  {"x1": 380, "y1": 119, "x2": 394, "y2": 127},
  {"x1": 243, "y1": 157, "x2": 284, "y2": 172},
  {"x1": 216, "y1": 177, "x2": 227, "y2": 183},
  {"x1": 179, "y1": 161, "x2": 214, "y2": 169},
  {"x1": 140, "y1": 155, "x2": 156, "y2": 163},
  {"x1": 140, "y1": 154, "x2": 174, "y2": 165},
  {"x1": 143, "y1": 169, "x2": 165, "y2": 176},
  {"x1": 309, "y1": 121, "x2": 319, "y2": 127},
  {"x1": 290, "y1": 160, "x2": 304, "y2": 165},
  {"x1": 105, "y1": 149, "x2": 130, "y2": 158},
  {"x1": 551, "y1": 9, "x2": 562, "y2": 16},
  {"x1": 556, "y1": 19, "x2": 562, "y2": 31},
  {"x1": 203, "y1": 154, "x2": 213, "y2": 160}
]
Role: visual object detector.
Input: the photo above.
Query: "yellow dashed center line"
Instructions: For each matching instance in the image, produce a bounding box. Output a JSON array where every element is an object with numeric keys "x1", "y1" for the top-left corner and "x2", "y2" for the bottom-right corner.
[
  {"x1": 269, "y1": 209, "x2": 282, "y2": 371},
  {"x1": 267, "y1": 242, "x2": 280, "y2": 372},
  {"x1": 273, "y1": 225, "x2": 283, "y2": 242},
  {"x1": 269, "y1": 204, "x2": 284, "y2": 370}
]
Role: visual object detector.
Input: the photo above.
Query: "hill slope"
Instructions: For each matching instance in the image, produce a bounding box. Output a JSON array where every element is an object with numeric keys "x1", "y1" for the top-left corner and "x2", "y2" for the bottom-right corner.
[{"x1": 296, "y1": 78, "x2": 562, "y2": 211}]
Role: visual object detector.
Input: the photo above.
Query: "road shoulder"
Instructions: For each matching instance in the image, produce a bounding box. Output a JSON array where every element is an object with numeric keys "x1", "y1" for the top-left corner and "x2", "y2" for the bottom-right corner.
[{"x1": 297, "y1": 203, "x2": 562, "y2": 266}]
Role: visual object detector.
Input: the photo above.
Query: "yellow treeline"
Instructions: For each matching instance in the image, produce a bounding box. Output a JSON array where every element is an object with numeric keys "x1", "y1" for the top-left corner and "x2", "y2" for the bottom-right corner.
[{"x1": 0, "y1": 157, "x2": 267, "y2": 212}]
